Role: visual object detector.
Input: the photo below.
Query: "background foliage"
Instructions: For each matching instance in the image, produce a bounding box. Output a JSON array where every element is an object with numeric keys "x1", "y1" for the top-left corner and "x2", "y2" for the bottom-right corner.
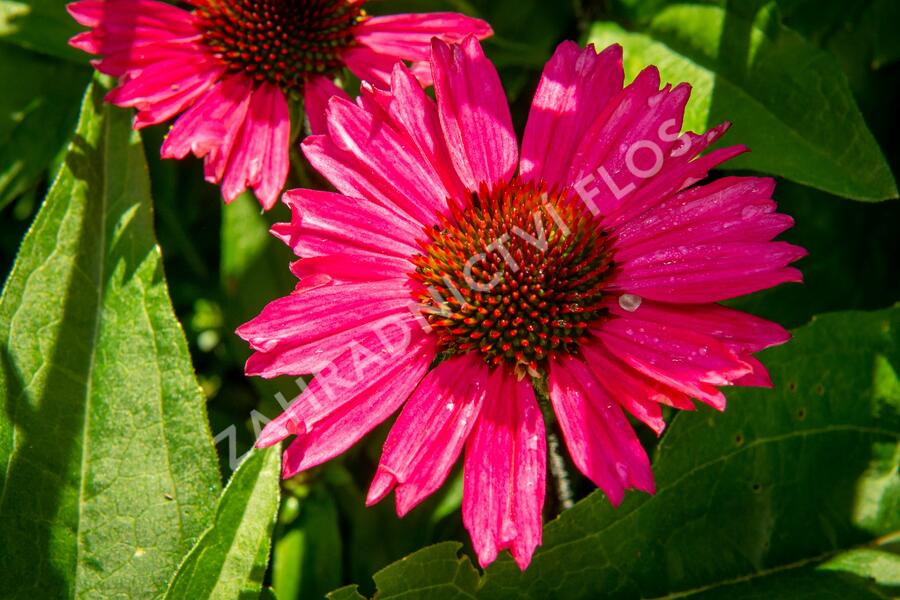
[{"x1": 0, "y1": 0, "x2": 898, "y2": 598}]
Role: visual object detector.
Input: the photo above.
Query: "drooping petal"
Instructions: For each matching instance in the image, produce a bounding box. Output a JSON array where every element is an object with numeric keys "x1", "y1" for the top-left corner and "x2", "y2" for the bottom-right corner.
[
  {"x1": 462, "y1": 367, "x2": 545, "y2": 570},
  {"x1": 431, "y1": 36, "x2": 517, "y2": 193},
  {"x1": 548, "y1": 355, "x2": 654, "y2": 505},
  {"x1": 275, "y1": 188, "x2": 423, "y2": 259},
  {"x1": 367, "y1": 353, "x2": 488, "y2": 516},
  {"x1": 220, "y1": 81, "x2": 291, "y2": 209},
  {"x1": 342, "y1": 45, "x2": 406, "y2": 89},
  {"x1": 594, "y1": 316, "x2": 754, "y2": 410},
  {"x1": 520, "y1": 42, "x2": 624, "y2": 188},
  {"x1": 104, "y1": 56, "x2": 224, "y2": 128},
  {"x1": 238, "y1": 280, "x2": 415, "y2": 378},
  {"x1": 161, "y1": 74, "x2": 253, "y2": 160},
  {"x1": 354, "y1": 13, "x2": 493, "y2": 66},
  {"x1": 277, "y1": 320, "x2": 437, "y2": 477},
  {"x1": 303, "y1": 75, "x2": 350, "y2": 135},
  {"x1": 344, "y1": 13, "x2": 491, "y2": 88},
  {"x1": 606, "y1": 240, "x2": 806, "y2": 304},
  {"x1": 67, "y1": 0, "x2": 203, "y2": 73},
  {"x1": 580, "y1": 343, "x2": 667, "y2": 435},
  {"x1": 68, "y1": 0, "x2": 223, "y2": 129}
]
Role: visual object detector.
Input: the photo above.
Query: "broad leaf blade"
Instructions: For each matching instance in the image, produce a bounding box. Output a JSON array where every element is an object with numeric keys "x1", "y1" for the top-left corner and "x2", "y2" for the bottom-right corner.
[
  {"x1": 0, "y1": 79, "x2": 221, "y2": 598},
  {"x1": 164, "y1": 447, "x2": 281, "y2": 600},
  {"x1": 332, "y1": 305, "x2": 900, "y2": 598},
  {"x1": 587, "y1": 3, "x2": 898, "y2": 201}
]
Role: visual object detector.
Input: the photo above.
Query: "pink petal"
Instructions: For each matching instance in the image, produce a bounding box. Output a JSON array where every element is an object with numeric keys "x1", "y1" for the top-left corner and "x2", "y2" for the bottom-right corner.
[
  {"x1": 431, "y1": 36, "x2": 517, "y2": 193},
  {"x1": 601, "y1": 123, "x2": 744, "y2": 228},
  {"x1": 342, "y1": 45, "x2": 404, "y2": 89},
  {"x1": 276, "y1": 323, "x2": 437, "y2": 476},
  {"x1": 68, "y1": 0, "x2": 198, "y2": 33},
  {"x1": 594, "y1": 316, "x2": 755, "y2": 410},
  {"x1": 275, "y1": 188, "x2": 423, "y2": 260},
  {"x1": 566, "y1": 67, "x2": 694, "y2": 215},
  {"x1": 462, "y1": 367, "x2": 545, "y2": 570},
  {"x1": 320, "y1": 95, "x2": 457, "y2": 225},
  {"x1": 607, "y1": 240, "x2": 806, "y2": 303},
  {"x1": 103, "y1": 56, "x2": 224, "y2": 128},
  {"x1": 161, "y1": 74, "x2": 253, "y2": 160},
  {"x1": 548, "y1": 355, "x2": 654, "y2": 505},
  {"x1": 303, "y1": 75, "x2": 350, "y2": 135},
  {"x1": 289, "y1": 255, "x2": 411, "y2": 284},
  {"x1": 612, "y1": 177, "x2": 794, "y2": 262},
  {"x1": 606, "y1": 298, "x2": 791, "y2": 354},
  {"x1": 68, "y1": 0, "x2": 202, "y2": 64},
  {"x1": 379, "y1": 63, "x2": 470, "y2": 208},
  {"x1": 580, "y1": 343, "x2": 667, "y2": 435},
  {"x1": 520, "y1": 42, "x2": 624, "y2": 188},
  {"x1": 221, "y1": 81, "x2": 291, "y2": 209},
  {"x1": 352, "y1": 12, "x2": 492, "y2": 84},
  {"x1": 237, "y1": 280, "x2": 415, "y2": 378},
  {"x1": 366, "y1": 353, "x2": 489, "y2": 516}
]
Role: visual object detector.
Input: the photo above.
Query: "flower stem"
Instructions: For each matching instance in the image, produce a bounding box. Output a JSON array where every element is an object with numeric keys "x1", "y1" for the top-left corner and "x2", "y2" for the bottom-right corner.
[
  {"x1": 534, "y1": 378, "x2": 575, "y2": 513},
  {"x1": 547, "y1": 431, "x2": 575, "y2": 512}
]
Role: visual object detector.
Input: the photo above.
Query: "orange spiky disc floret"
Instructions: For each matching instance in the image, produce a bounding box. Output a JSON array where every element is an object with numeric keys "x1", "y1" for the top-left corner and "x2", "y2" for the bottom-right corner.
[
  {"x1": 412, "y1": 178, "x2": 615, "y2": 378},
  {"x1": 195, "y1": 0, "x2": 366, "y2": 93}
]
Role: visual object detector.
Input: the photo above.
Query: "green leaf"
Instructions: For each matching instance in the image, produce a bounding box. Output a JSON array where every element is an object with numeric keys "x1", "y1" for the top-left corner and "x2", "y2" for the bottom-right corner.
[
  {"x1": 587, "y1": 3, "x2": 898, "y2": 201},
  {"x1": 327, "y1": 586, "x2": 366, "y2": 600},
  {"x1": 332, "y1": 305, "x2": 900, "y2": 598},
  {"x1": 164, "y1": 447, "x2": 281, "y2": 600},
  {"x1": 0, "y1": 41, "x2": 89, "y2": 209},
  {"x1": 357, "y1": 542, "x2": 480, "y2": 600},
  {"x1": 273, "y1": 486, "x2": 343, "y2": 600},
  {"x1": 0, "y1": 78, "x2": 221, "y2": 598},
  {"x1": 0, "y1": 0, "x2": 86, "y2": 62},
  {"x1": 819, "y1": 547, "x2": 900, "y2": 587}
]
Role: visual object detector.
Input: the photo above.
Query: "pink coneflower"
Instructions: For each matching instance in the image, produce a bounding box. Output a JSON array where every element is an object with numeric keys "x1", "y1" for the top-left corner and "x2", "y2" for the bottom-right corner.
[
  {"x1": 66, "y1": 0, "x2": 491, "y2": 209},
  {"x1": 238, "y1": 37, "x2": 805, "y2": 569}
]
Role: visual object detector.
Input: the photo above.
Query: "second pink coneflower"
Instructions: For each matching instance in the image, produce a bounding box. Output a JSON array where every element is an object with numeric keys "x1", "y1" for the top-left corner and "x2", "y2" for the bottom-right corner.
[{"x1": 67, "y1": 0, "x2": 492, "y2": 208}]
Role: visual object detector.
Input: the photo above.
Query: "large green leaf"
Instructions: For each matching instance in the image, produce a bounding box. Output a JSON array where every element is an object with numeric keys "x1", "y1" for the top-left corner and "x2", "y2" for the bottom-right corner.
[
  {"x1": 0, "y1": 41, "x2": 89, "y2": 209},
  {"x1": 0, "y1": 79, "x2": 221, "y2": 598},
  {"x1": 330, "y1": 305, "x2": 900, "y2": 598},
  {"x1": 164, "y1": 446, "x2": 281, "y2": 600},
  {"x1": 587, "y1": 3, "x2": 897, "y2": 201}
]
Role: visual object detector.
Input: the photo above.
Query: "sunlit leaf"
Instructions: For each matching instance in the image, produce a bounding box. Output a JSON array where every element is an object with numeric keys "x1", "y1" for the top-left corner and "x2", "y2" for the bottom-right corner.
[
  {"x1": 0, "y1": 79, "x2": 221, "y2": 598},
  {"x1": 588, "y1": 3, "x2": 898, "y2": 201},
  {"x1": 164, "y1": 447, "x2": 281, "y2": 600}
]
